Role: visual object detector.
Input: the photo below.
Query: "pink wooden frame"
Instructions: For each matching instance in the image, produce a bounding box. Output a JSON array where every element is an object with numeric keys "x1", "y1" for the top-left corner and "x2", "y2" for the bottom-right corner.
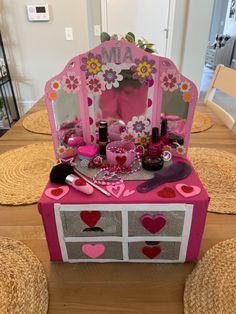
[{"x1": 45, "y1": 40, "x2": 198, "y2": 160}]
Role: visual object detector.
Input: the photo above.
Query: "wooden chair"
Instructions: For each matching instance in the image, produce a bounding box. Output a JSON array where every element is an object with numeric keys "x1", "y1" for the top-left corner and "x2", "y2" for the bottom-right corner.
[{"x1": 204, "y1": 64, "x2": 236, "y2": 133}]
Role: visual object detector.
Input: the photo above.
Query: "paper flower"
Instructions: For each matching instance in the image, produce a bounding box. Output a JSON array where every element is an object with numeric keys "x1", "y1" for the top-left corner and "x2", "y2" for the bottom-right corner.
[
  {"x1": 86, "y1": 75, "x2": 105, "y2": 96},
  {"x1": 80, "y1": 52, "x2": 102, "y2": 76},
  {"x1": 130, "y1": 56, "x2": 156, "y2": 84},
  {"x1": 179, "y1": 81, "x2": 191, "y2": 93},
  {"x1": 137, "y1": 133, "x2": 151, "y2": 147},
  {"x1": 182, "y1": 92, "x2": 192, "y2": 103},
  {"x1": 120, "y1": 131, "x2": 137, "y2": 143},
  {"x1": 99, "y1": 63, "x2": 123, "y2": 89},
  {"x1": 176, "y1": 145, "x2": 186, "y2": 155},
  {"x1": 57, "y1": 145, "x2": 66, "y2": 155},
  {"x1": 61, "y1": 72, "x2": 81, "y2": 93},
  {"x1": 127, "y1": 116, "x2": 150, "y2": 136},
  {"x1": 51, "y1": 80, "x2": 61, "y2": 91},
  {"x1": 160, "y1": 69, "x2": 181, "y2": 92}
]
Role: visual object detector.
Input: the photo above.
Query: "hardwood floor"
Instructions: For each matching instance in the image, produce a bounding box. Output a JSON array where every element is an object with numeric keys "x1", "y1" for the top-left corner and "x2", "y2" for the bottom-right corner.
[{"x1": 0, "y1": 100, "x2": 235, "y2": 313}]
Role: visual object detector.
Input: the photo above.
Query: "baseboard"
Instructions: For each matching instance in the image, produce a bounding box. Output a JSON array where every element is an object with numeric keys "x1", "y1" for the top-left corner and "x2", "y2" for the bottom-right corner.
[{"x1": 18, "y1": 100, "x2": 37, "y2": 117}]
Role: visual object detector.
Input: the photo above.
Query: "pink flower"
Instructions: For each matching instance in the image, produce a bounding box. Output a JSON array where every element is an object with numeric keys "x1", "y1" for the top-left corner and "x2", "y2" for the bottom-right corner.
[
  {"x1": 160, "y1": 69, "x2": 181, "y2": 92},
  {"x1": 62, "y1": 72, "x2": 81, "y2": 93},
  {"x1": 86, "y1": 75, "x2": 105, "y2": 96}
]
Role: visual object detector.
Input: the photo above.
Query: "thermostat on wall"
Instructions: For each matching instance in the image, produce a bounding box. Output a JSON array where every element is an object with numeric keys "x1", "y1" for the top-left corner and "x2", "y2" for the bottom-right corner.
[{"x1": 26, "y1": 4, "x2": 50, "y2": 21}]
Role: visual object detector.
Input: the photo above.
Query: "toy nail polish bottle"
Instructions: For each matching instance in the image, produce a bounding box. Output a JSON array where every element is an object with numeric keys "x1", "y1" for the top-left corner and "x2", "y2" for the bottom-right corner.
[
  {"x1": 147, "y1": 127, "x2": 163, "y2": 157},
  {"x1": 159, "y1": 118, "x2": 169, "y2": 145},
  {"x1": 99, "y1": 121, "x2": 108, "y2": 156}
]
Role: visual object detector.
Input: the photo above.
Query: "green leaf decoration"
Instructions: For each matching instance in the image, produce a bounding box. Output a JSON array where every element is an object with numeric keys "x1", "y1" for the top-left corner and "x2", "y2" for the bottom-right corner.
[
  {"x1": 126, "y1": 32, "x2": 135, "y2": 42},
  {"x1": 111, "y1": 34, "x2": 118, "y2": 40},
  {"x1": 100, "y1": 32, "x2": 111, "y2": 43},
  {"x1": 100, "y1": 32, "x2": 157, "y2": 54}
]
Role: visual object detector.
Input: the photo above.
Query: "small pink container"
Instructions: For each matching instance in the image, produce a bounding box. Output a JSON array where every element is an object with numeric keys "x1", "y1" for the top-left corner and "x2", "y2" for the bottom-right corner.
[{"x1": 106, "y1": 141, "x2": 136, "y2": 168}]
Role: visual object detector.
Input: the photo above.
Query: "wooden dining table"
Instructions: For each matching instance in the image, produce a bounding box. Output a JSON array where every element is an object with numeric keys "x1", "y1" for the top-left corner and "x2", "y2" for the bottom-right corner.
[{"x1": 0, "y1": 98, "x2": 236, "y2": 313}]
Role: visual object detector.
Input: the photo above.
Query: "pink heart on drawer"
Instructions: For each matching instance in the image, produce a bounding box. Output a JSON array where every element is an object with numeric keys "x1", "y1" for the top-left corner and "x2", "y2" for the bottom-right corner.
[
  {"x1": 44, "y1": 185, "x2": 69, "y2": 200},
  {"x1": 82, "y1": 244, "x2": 105, "y2": 259},
  {"x1": 140, "y1": 214, "x2": 166, "y2": 234},
  {"x1": 176, "y1": 183, "x2": 201, "y2": 198}
]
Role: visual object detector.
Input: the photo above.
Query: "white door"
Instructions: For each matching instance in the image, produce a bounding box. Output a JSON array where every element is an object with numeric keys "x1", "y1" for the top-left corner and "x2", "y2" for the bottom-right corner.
[{"x1": 102, "y1": 0, "x2": 170, "y2": 56}]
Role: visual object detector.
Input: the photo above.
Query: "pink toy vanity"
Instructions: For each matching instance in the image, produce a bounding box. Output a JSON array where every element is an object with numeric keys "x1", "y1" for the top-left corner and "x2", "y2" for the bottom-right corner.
[{"x1": 38, "y1": 39, "x2": 209, "y2": 263}]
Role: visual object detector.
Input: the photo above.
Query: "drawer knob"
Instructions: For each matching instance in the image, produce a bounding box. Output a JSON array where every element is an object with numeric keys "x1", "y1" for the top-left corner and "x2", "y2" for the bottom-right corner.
[{"x1": 141, "y1": 214, "x2": 166, "y2": 234}]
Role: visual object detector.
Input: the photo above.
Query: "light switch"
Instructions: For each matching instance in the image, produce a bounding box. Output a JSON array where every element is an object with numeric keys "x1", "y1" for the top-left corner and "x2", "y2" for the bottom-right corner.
[
  {"x1": 65, "y1": 27, "x2": 73, "y2": 41},
  {"x1": 94, "y1": 25, "x2": 101, "y2": 36}
]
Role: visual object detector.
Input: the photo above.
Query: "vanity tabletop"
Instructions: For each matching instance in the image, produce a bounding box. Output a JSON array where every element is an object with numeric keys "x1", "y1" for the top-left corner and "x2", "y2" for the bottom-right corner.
[
  {"x1": 0, "y1": 98, "x2": 236, "y2": 313},
  {"x1": 39, "y1": 156, "x2": 209, "y2": 207}
]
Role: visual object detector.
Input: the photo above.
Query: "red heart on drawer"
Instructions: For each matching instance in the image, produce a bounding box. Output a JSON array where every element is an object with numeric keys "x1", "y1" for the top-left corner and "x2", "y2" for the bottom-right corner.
[
  {"x1": 80, "y1": 211, "x2": 101, "y2": 227},
  {"x1": 141, "y1": 214, "x2": 166, "y2": 234},
  {"x1": 142, "y1": 246, "x2": 161, "y2": 259},
  {"x1": 116, "y1": 155, "x2": 127, "y2": 165}
]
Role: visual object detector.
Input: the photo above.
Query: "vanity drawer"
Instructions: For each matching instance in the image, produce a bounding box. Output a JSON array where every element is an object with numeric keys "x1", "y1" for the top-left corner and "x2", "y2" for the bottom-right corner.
[
  {"x1": 60, "y1": 210, "x2": 122, "y2": 237},
  {"x1": 128, "y1": 241, "x2": 181, "y2": 261},
  {"x1": 128, "y1": 210, "x2": 185, "y2": 237},
  {"x1": 65, "y1": 241, "x2": 123, "y2": 260}
]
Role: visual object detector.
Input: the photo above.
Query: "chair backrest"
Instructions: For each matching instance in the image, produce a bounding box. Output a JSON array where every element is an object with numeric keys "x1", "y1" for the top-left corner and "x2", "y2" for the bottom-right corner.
[{"x1": 204, "y1": 64, "x2": 236, "y2": 131}]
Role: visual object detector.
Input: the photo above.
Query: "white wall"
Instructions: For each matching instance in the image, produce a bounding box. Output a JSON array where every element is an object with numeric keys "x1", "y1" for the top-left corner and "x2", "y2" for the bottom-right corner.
[
  {"x1": 181, "y1": 0, "x2": 214, "y2": 89},
  {"x1": 0, "y1": 0, "x2": 90, "y2": 113}
]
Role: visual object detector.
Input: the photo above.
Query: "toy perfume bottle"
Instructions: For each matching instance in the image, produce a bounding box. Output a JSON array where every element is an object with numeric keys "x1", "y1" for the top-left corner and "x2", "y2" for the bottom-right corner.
[
  {"x1": 159, "y1": 118, "x2": 169, "y2": 145},
  {"x1": 99, "y1": 121, "x2": 108, "y2": 156},
  {"x1": 147, "y1": 127, "x2": 163, "y2": 157}
]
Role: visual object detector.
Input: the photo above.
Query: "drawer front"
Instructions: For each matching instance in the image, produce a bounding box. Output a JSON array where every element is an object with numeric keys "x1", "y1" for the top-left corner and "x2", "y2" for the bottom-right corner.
[
  {"x1": 65, "y1": 241, "x2": 123, "y2": 260},
  {"x1": 128, "y1": 210, "x2": 185, "y2": 237},
  {"x1": 60, "y1": 210, "x2": 122, "y2": 237},
  {"x1": 128, "y1": 241, "x2": 181, "y2": 261}
]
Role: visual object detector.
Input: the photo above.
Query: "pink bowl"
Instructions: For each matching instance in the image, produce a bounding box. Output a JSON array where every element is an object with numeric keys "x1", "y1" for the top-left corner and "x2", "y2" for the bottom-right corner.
[{"x1": 106, "y1": 140, "x2": 136, "y2": 167}]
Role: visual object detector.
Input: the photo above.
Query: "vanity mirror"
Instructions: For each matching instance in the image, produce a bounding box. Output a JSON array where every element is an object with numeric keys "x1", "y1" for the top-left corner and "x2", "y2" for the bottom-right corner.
[{"x1": 45, "y1": 40, "x2": 198, "y2": 159}]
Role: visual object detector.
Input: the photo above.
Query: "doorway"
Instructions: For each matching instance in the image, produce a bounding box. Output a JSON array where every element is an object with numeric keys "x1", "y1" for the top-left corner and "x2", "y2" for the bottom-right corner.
[{"x1": 101, "y1": 0, "x2": 173, "y2": 57}]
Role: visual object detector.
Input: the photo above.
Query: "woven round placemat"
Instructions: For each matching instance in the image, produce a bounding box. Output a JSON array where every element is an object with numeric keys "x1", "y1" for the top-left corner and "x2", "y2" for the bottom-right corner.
[
  {"x1": 0, "y1": 237, "x2": 48, "y2": 313},
  {"x1": 191, "y1": 111, "x2": 213, "y2": 133},
  {"x1": 0, "y1": 142, "x2": 55, "y2": 205},
  {"x1": 184, "y1": 238, "x2": 236, "y2": 314},
  {"x1": 189, "y1": 147, "x2": 236, "y2": 214},
  {"x1": 23, "y1": 110, "x2": 51, "y2": 135}
]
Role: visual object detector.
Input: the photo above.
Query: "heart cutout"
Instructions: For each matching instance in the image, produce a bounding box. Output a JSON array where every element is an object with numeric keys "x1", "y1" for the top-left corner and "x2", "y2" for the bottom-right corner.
[
  {"x1": 116, "y1": 155, "x2": 127, "y2": 166},
  {"x1": 123, "y1": 189, "x2": 135, "y2": 197},
  {"x1": 176, "y1": 183, "x2": 201, "y2": 198},
  {"x1": 80, "y1": 211, "x2": 101, "y2": 227},
  {"x1": 142, "y1": 246, "x2": 161, "y2": 259},
  {"x1": 106, "y1": 184, "x2": 125, "y2": 198},
  {"x1": 44, "y1": 185, "x2": 69, "y2": 200},
  {"x1": 141, "y1": 214, "x2": 166, "y2": 234},
  {"x1": 157, "y1": 187, "x2": 176, "y2": 198},
  {"x1": 74, "y1": 178, "x2": 86, "y2": 186},
  {"x1": 82, "y1": 243, "x2": 105, "y2": 259}
]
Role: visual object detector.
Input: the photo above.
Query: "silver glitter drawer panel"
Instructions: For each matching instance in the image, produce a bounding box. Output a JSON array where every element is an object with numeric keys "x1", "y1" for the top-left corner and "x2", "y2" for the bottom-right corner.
[
  {"x1": 60, "y1": 210, "x2": 122, "y2": 237},
  {"x1": 128, "y1": 210, "x2": 185, "y2": 237},
  {"x1": 128, "y1": 241, "x2": 181, "y2": 260},
  {"x1": 65, "y1": 241, "x2": 123, "y2": 260}
]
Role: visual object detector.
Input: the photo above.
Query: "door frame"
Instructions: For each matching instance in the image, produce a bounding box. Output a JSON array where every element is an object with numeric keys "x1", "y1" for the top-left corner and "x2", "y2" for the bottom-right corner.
[{"x1": 101, "y1": 0, "x2": 176, "y2": 58}]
